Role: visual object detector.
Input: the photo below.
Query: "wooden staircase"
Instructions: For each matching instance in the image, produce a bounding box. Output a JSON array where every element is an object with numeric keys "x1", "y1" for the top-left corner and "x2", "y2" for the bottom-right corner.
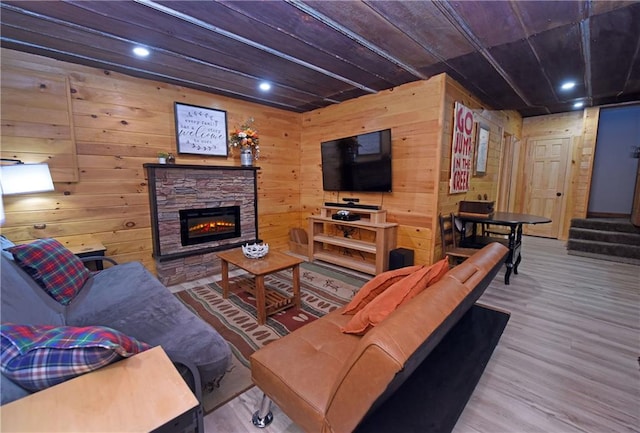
[{"x1": 567, "y1": 218, "x2": 640, "y2": 265}]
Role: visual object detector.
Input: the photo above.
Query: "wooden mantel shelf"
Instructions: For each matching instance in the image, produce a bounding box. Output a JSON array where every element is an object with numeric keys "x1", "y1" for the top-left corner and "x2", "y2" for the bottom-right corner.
[{"x1": 143, "y1": 163, "x2": 260, "y2": 171}]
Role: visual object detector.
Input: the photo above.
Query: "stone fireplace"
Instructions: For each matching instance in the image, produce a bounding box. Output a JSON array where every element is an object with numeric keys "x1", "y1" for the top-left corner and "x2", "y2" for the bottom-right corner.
[{"x1": 144, "y1": 164, "x2": 259, "y2": 285}]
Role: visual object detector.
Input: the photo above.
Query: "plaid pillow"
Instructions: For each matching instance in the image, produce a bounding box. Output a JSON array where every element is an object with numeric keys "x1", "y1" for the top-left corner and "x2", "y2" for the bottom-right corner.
[
  {"x1": 0, "y1": 323, "x2": 151, "y2": 392},
  {"x1": 7, "y1": 238, "x2": 91, "y2": 305}
]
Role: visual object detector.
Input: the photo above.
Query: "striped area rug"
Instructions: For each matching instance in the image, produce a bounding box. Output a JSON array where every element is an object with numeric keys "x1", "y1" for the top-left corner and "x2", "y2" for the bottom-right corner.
[{"x1": 175, "y1": 261, "x2": 367, "y2": 413}]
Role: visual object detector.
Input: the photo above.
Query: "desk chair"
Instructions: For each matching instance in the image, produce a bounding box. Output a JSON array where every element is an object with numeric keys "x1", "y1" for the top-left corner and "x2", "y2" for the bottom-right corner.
[{"x1": 439, "y1": 213, "x2": 478, "y2": 266}]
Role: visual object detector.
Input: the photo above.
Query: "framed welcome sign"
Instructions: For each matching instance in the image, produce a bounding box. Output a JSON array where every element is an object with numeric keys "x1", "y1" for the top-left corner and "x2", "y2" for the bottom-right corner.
[{"x1": 174, "y1": 102, "x2": 228, "y2": 156}]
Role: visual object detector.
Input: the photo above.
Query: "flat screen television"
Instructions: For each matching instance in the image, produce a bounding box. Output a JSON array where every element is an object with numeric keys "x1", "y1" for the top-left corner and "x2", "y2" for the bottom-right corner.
[{"x1": 321, "y1": 129, "x2": 392, "y2": 192}]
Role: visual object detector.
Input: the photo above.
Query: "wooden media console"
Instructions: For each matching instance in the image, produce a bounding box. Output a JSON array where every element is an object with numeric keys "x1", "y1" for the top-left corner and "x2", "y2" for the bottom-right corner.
[{"x1": 308, "y1": 206, "x2": 398, "y2": 275}]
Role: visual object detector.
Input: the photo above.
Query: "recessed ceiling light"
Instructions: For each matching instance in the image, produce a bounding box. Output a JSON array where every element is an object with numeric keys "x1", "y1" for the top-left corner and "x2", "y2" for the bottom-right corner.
[
  {"x1": 561, "y1": 81, "x2": 576, "y2": 91},
  {"x1": 259, "y1": 82, "x2": 271, "y2": 92},
  {"x1": 133, "y1": 46, "x2": 150, "y2": 57},
  {"x1": 573, "y1": 101, "x2": 584, "y2": 108}
]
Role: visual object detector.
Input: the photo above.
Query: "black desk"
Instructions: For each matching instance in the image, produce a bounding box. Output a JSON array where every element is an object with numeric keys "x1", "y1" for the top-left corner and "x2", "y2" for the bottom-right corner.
[{"x1": 457, "y1": 212, "x2": 551, "y2": 285}]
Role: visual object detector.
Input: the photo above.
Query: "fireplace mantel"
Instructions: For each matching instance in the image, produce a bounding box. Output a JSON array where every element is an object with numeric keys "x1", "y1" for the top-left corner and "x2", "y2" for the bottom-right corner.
[
  {"x1": 144, "y1": 163, "x2": 260, "y2": 172},
  {"x1": 144, "y1": 163, "x2": 260, "y2": 284}
]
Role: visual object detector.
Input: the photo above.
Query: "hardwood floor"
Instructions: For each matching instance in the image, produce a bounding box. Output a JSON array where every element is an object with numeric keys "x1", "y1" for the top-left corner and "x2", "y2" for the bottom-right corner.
[{"x1": 199, "y1": 236, "x2": 640, "y2": 433}]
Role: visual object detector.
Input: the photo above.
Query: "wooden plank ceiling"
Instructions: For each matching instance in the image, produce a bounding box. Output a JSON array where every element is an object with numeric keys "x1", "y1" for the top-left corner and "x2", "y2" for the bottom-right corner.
[{"x1": 1, "y1": 0, "x2": 639, "y2": 117}]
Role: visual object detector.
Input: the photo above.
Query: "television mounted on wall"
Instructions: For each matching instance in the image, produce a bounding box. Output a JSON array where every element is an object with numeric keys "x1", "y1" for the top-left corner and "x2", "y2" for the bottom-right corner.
[{"x1": 321, "y1": 129, "x2": 392, "y2": 192}]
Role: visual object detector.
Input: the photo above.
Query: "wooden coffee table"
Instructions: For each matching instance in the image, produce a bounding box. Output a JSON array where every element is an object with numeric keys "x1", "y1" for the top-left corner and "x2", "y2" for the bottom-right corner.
[{"x1": 217, "y1": 249, "x2": 304, "y2": 325}]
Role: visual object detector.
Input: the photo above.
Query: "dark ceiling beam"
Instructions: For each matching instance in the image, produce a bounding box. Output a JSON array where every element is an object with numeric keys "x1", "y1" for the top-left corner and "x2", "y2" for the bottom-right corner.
[
  {"x1": 580, "y1": 19, "x2": 593, "y2": 106},
  {"x1": 433, "y1": 0, "x2": 534, "y2": 108},
  {"x1": 362, "y1": 2, "x2": 493, "y2": 100},
  {"x1": 1, "y1": 36, "x2": 308, "y2": 111},
  {"x1": 624, "y1": 32, "x2": 640, "y2": 95},
  {"x1": 580, "y1": 0, "x2": 593, "y2": 106},
  {"x1": 0, "y1": 2, "x2": 336, "y2": 108},
  {"x1": 509, "y1": 1, "x2": 555, "y2": 113},
  {"x1": 287, "y1": 0, "x2": 429, "y2": 80},
  {"x1": 134, "y1": 0, "x2": 379, "y2": 94},
  {"x1": 61, "y1": 4, "x2": 340, "y2": 105},
  {"x1": 1, "y1": 0, "x2": 635, "y2": 116}
]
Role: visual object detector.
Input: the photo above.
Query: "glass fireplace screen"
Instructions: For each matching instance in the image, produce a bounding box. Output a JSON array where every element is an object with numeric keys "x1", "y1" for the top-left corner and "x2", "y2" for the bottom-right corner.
[{"x1": 179, "y1": 206, "x2": 241, "y2": 246}]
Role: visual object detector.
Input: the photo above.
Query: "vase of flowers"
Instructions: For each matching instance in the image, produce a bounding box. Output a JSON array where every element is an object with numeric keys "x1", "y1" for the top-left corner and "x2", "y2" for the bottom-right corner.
[{"x1": 229, "y1": 118, "x2": 259, "y2": 166}]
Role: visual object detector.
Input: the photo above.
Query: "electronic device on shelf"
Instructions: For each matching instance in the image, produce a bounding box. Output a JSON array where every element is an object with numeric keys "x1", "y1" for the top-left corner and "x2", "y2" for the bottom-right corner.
[
  {"x1": 331, "y1": 210, "x2": 361, "y2": 221},
  {"x1": 324, "y1": 201, "x2": 381, "y2": 210},
  {"x1": 321, "y1": 128, "x2": 392, "y2": 192}
]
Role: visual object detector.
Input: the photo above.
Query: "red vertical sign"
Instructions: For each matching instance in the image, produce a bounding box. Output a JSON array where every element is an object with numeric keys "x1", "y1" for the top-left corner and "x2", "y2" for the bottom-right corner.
[{"x1": 449, "y1": 102, "x2": 474, "y2": 193}]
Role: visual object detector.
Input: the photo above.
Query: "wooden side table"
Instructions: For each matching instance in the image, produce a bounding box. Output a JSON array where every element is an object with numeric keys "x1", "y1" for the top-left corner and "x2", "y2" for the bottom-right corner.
[
  {"x1": 58, "y1": 236, "x2": 107, "y2": 270},
  {"x1": 0, "y1": 346, "x2": 199, "y2": 432},
  {"x1": 217, "y1": 248, "x2": 304, "y2": 325}
]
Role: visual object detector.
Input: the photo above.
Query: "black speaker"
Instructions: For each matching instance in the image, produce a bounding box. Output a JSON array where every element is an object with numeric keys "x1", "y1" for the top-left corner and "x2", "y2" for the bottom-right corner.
[{"x1": 389, "y1": 248, "x2": 414, "y2": 270}]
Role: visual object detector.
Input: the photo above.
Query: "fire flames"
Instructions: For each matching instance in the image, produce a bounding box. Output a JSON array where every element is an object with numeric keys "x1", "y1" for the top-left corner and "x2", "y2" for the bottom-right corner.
[{"x1": 189, "y1": 220, "x2": 235, "y2": 235}]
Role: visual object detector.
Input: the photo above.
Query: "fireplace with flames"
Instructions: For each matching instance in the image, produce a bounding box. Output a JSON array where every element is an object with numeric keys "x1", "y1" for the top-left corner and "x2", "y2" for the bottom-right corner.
[{"x1": 179, "y1": 206, "x2": 241, "y2": 247}]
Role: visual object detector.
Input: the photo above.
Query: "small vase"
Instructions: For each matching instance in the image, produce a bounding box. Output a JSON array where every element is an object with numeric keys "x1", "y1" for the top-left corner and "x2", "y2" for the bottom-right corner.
[
  {"x1": 158, "y1": 157, "x2": 166, "y2": 164},
  {"x1": 240, "y1": 148, "x2": 254, "y2": 167}
]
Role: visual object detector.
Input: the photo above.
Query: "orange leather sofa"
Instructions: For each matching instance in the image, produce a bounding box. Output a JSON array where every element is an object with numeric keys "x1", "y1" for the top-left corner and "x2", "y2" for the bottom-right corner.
[{"x1": 250, "y1": 242, "x2": 508, "y2": 433}]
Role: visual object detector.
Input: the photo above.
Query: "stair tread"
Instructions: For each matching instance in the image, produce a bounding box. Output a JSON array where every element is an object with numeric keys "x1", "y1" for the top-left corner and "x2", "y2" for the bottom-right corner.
[
  {"x1": 567, "y1": 239, "x2": 640, "y2": 260},
  {"x1": 568, "y1": 227, "x2": 640, "y2": 245},
  {"x1": 567, "y1": 250, "x2": 640, "y2": 265},
  {"x1": 566, "y1": 219, "x2": 640, "y2": 260},
  {"x1": 569, "y1": 227, "x2": 640, "y2": 235},
  {"x1": 570, "y1": 218, "x2": 640, "y2": 234},
  {"x1": 569, "y1": 227, "x2": 640, "y2": 236},
  {"x1": 568, "y1": 239, "x2": 640, "y2": 246}
]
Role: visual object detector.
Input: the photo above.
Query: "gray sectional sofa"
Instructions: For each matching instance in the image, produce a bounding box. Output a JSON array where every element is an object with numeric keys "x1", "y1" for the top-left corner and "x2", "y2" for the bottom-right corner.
[{"x1": 0, "y1": 235, "x2": 232, "y2": 411}]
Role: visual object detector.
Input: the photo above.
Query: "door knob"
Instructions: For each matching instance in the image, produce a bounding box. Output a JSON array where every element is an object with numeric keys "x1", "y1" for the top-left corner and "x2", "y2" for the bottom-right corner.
[{"x1": 556, "y1": 192, "x2": 562, "y2": 197}]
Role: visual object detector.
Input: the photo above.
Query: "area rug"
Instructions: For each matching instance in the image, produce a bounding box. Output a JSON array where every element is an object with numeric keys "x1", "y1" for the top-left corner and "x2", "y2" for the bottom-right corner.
[{"x1": 175, "y1": 261, "x2": 368, "y2": 414}]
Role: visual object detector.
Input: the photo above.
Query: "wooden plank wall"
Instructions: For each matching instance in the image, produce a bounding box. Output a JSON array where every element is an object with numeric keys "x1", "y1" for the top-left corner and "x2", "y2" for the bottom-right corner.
[
  {"x1": 520, "y1": 108, "x2": 599, "y2": 239},
  {"x1": 300, "y1": 77, "x2": 446, "y2": 266},
  {"x1": 1, "y1": 66, "x2": 79, "y2": 182},
  {"x1": 436, "y1": 75, "x2": 522, "y2": 259},
  {"x1": 576, "y1": 107, "x2": 600, "y2": 218},
  {"x1": 0, "y1": 49, "x2": 302, "y2": 272},
  {"x1": 2, "y1": 48, "x2": 601, "y2": 274}
]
